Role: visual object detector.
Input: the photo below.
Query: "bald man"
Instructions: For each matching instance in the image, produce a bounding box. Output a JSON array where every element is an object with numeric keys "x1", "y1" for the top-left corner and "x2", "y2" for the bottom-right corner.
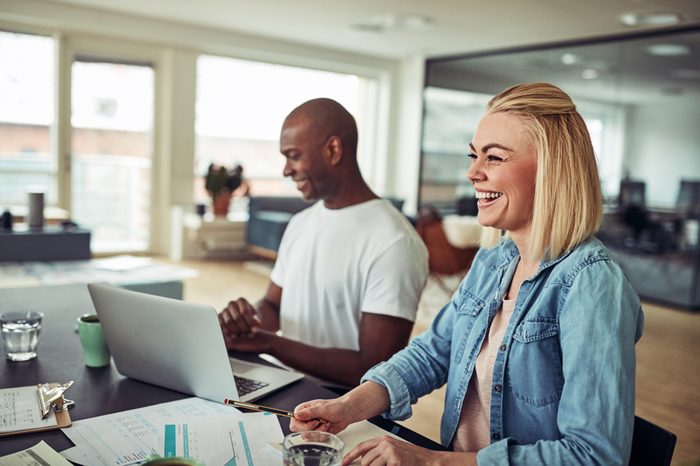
[{"x1": 219, "y1": 98, "x2": 428, "y2": 388}]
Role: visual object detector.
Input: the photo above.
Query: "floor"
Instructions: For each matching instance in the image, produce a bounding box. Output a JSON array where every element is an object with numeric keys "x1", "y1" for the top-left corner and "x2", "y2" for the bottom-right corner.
[{"x1": 171, "y1": 257, "x2": 700, "y2": 466}]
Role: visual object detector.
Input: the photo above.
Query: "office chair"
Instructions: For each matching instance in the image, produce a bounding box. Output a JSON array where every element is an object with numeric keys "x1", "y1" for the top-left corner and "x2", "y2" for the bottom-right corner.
[
  {"x1": 618, "y1": 180, "x2": 651, "y2": 247},
  {"x1": 629, "y1": 415, "x2": 677, "y2": 466},
  {"x1": 619, "y1": 180, "x2": 646, "y2": 208},
  {"x1": 676, "y1": 179, "x2": 700, "y2": 218}
]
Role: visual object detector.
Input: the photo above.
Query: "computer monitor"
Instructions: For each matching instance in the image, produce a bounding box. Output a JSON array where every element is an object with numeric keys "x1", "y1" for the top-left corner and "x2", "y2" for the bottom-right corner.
[
  {"x1": 619, "y1": 180, "x2": 646, "y2": 208},
  {"x1": 676, "y1": 180, "x2": 700, "y2": 217}
]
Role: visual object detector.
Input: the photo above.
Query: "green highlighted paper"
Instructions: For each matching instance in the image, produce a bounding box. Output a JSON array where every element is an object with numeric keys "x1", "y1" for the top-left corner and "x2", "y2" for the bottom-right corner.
[{"x1": 157, "y1": 412, "x2": 283, "y2": 465}]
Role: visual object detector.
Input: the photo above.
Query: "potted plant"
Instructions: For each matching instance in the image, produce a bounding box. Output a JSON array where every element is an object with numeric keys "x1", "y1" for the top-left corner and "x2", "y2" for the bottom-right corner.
[{"x1": 204, "y1": 163, "x2": 242, "y2": 216}]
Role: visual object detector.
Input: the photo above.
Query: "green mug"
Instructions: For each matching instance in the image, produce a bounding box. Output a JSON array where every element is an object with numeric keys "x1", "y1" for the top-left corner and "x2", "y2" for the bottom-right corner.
[{"x1": 77, "y1": 314, "x2": 111, "y2": 367}]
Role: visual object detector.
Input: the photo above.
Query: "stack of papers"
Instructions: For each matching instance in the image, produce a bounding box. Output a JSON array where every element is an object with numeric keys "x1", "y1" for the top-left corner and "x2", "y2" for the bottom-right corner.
[
  {"x1": 0, "y1": 441, "x2": 73, "y2": 465},
  {"x1": 59, "y1": 398, "x2": 283, "y2": 466},
  {"x1": 91, "y1": 256, "x2": 153, "y2": 272}
]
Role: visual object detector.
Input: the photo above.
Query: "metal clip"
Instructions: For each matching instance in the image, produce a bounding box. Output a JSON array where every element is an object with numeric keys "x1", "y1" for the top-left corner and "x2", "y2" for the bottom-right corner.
[{"x1": 37, "y1": 381, "x2": 74, "y2": 419}]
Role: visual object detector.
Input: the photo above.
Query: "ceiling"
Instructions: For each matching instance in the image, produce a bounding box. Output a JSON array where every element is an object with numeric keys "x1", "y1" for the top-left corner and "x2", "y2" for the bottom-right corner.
[
  {"x1": 427, "y1": 28, "x2": 700, "y2": 104},
  {"x1": 45, "y1": 0, "x2": 700, "y2": 59}
]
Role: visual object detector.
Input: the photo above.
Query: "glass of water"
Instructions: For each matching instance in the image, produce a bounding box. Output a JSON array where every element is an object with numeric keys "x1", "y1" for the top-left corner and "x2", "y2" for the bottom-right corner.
[
  {"x1": 0, "y1": 311, "x2": 44, "y2": 361},
  {"x1": 283, "y1": 431, "x2": 343, "y2": 466}
]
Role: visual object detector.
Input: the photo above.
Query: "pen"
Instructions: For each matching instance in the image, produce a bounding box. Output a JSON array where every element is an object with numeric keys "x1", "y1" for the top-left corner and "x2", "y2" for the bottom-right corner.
[{"x1": 224, "y1": 399, "x2": 295, "y2": 418}]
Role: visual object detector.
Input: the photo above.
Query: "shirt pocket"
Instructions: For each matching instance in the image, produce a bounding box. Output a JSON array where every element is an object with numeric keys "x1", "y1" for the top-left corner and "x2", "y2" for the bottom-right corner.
[
  {"x1": 452, "y1": 291, "x2": 486, "y2": 365},
  {"x1": 507, "y1": 318, "x2": 564, "y2": 407},
  {"x1": 455, "y1": 290, "x2": 485, "y2": 316}
]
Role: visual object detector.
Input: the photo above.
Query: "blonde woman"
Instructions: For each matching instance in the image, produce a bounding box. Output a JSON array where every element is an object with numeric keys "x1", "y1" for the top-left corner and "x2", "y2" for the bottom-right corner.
[{"x1": 291, "y1": 83, "x2": 644, "y2": 465}]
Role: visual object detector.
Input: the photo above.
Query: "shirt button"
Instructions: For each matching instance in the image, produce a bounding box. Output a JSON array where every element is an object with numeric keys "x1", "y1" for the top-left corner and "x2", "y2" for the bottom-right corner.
[
  {"x1": 493, "y1": 432, "x2": 501, "y2": 440},
  {"x1": 499, "y1": 344, "x2": 506, "y2": 351},
  {"x1": 494, "y1": 384, "x2": 502, "y2": 392}
]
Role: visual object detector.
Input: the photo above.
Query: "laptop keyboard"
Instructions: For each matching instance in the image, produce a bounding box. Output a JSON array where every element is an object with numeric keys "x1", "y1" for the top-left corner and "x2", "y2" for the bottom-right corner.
[{"x1": 234, "y1": 375, "x2": 270, "y2": 396}]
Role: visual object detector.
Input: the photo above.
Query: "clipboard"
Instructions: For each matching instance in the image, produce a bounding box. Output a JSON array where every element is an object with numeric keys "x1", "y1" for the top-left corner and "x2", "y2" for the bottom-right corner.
[{"x1": 0, "y1": 384, "x2": 73, "y2": 437}]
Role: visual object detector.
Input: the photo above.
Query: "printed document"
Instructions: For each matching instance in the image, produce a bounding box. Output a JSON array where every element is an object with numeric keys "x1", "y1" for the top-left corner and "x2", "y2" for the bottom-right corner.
[
  {"x1": 157, "y1": 412, "x2": 282, "y2": 465},
  {"x1": 60, "y1": 398, "x2": 233, "y2": 465},
  {"x1": 0, "y1": 441, "x2": 72, "y2": 466},
  {"x1": 0, "y1": 387, "x2": 58, "y2": 434}
]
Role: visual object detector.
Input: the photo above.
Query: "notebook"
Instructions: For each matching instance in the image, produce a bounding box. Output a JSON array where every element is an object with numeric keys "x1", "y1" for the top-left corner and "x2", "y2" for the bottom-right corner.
[{"x1": 87, "y1": 283, "x2": 303, "y2": 403}]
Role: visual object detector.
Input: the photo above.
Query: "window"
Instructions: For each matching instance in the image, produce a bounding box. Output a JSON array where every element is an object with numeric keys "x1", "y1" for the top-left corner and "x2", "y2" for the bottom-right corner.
[
  {"x1": 0, "y1": 30, "x2": 56, "y2": 205},
  {"x1": 577, "y1": 101, "x2": 625, "y2": 200},
  {"x1": 194, "y1": 56, "x2": 371, "y2": 203},
  {"x1": 70, "y1": 60, "x2": 154, "y2": 253},
  {"x1": 420, "y1": 87, "x2": 491, "y2": 207}
]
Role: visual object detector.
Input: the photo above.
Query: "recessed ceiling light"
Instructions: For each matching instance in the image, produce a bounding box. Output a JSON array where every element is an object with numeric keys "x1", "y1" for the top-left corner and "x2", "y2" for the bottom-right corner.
[
  {"x1": 350, "y1": 14, "x2": 396, "y2": 33},
  {"x1": 561, "y1": 53, "x2": 580, "y2": 65},
  {"x1": 350, "y1": 13, "x2": 434, "y2": 33},
  {"x1": 401, "y1": 14, "x2": 435, "y2": 31},
  {"x1": 647, "y1": 43, "x2": 691, "y2": 56},
  {"x1": 619, "y1": 11, "x2": 683, "y2": 27},
  {"x1": 350, "y1": 23, "x2": 384, "y2": 33},
  {"x1": 581, "y1": 69, "x2": 599, "y2": 80}
]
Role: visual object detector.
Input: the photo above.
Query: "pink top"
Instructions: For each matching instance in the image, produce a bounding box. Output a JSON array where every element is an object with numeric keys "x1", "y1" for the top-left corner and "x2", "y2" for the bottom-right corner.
[{"x1": 453, "y1": 297, "x2": 516, "y2": 452}]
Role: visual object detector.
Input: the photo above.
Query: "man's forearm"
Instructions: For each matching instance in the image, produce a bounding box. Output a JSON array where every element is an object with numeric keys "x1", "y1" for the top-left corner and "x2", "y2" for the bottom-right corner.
[
  {"x1": 264, "y1": 334, "x2": 380, "y2": 387},
  {"x1": 255, "y1": 298, "x2": 280, "y2": 332}
]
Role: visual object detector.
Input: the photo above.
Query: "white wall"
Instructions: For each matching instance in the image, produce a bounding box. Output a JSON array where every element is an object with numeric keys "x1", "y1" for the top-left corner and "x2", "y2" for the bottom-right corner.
[
  {"x1": 624, "y1": 98, "x2": 700, "y2": 208},
  {"x1": 0, "y1": 0, "x2": 427, "y2": 253}
]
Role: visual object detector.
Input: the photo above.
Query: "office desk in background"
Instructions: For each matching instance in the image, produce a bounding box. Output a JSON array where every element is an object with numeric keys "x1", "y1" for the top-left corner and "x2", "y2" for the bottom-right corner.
[
  {"x1": 0, "y1": 226, "x2": 91, "y2": 262},
  {"x1": 0, "y1": 284, "x2": 444, "y2": 457}
]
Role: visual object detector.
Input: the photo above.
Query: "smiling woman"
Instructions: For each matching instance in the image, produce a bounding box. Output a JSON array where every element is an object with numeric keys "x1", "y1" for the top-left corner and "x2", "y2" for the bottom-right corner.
[
  {"x1": 289, "y1": 83, "x2": 643, "y2": 466},
  {"x1": 467, "y1": 112, "x2": 538, "y2": 245}
]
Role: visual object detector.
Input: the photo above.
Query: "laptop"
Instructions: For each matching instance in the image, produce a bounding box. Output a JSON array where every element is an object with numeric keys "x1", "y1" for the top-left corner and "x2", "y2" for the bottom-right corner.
[{"x1": 87, "y1": 283, "x2": 303, "y2": 403}]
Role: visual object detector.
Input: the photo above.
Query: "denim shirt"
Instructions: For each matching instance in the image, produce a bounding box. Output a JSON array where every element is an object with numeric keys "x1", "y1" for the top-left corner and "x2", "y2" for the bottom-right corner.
[{"x1": 363, "y1": 236, "x2": 643, "y2": 465}]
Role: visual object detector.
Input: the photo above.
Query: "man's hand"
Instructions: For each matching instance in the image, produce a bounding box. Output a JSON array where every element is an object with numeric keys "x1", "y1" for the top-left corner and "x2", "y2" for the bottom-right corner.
[
  {"x1": 219, "y1": 298, "x2": 261, "y2": 345},
  {"x1": 224, "y1": 329, "x2": 274, "y2": 353}
]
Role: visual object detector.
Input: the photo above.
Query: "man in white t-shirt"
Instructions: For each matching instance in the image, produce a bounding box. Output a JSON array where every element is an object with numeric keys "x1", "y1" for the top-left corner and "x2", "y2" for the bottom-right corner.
[{"x1": 219, "y1": 98, "x2": 428, "y2": 387}]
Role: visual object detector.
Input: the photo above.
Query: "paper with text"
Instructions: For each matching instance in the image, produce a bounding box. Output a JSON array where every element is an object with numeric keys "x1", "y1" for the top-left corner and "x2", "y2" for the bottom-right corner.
[
  {"x1": 0, "y1": 387, "x2": 58, "y2": 434},
  {"x1": 158, "y1": 412, "x2": 282, "y2": 465},
  {"x1": 60, "y1": 398, "x2": 234, "y2": 466},
  {"x1": 0, "y1": 440, "x2": 72, "y2": 466}
]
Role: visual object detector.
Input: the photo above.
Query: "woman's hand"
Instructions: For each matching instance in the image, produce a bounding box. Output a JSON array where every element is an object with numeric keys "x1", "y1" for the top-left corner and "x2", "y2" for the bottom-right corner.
[
  {"x1": 342, "y1": 436, "x2": 476, "y2": 466},
  {"x1": 290, "y1": 397, "x2": 352, "y2": 435}
]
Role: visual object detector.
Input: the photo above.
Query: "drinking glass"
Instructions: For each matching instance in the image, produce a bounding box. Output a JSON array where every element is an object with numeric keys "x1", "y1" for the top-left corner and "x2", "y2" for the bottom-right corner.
[
  {"x1": 282, "y1": 431, "x2": 343, "y2": 466},
  {"x1": 1, "y1": 311, "x2": 44, "y2": 361}
]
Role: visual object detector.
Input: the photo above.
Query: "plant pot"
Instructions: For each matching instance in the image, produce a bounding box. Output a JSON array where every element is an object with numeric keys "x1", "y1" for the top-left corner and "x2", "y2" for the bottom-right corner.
[{"x1": 212, "y1": 193, "x2": 232, "y2": 217}]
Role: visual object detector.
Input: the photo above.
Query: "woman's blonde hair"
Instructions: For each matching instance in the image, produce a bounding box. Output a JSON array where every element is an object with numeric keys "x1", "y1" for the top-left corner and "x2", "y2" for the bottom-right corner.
[{"x1": 480, "y1": 82, "x2": 603, "y2": 261}]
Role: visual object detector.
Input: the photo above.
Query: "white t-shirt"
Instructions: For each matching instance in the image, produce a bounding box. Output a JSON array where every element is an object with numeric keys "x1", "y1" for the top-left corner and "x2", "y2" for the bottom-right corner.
[{"x1": 270, "y1": 199, "x2": 428, "y2": 350}]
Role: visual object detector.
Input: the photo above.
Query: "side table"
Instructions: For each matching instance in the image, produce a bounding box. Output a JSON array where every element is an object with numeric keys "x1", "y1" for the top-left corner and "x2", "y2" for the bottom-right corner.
[{"x1": 170, "y1": 207, "x2": 248, "y2": 260}]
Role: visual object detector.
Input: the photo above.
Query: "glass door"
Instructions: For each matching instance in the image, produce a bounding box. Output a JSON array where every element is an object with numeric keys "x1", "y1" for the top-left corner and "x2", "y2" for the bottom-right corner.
[
  {"x1": 0, "y1": 31, "x2": 57, "y2": 207},
  {"x1": 70, "y1": 58, "x2": 154, "y2": 253}
]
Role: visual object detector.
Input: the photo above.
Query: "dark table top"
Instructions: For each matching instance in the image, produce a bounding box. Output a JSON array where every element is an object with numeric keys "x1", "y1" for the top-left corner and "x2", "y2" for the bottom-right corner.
[{"x1": 0, "y1": 284, "x2": 443, "y2": 457}]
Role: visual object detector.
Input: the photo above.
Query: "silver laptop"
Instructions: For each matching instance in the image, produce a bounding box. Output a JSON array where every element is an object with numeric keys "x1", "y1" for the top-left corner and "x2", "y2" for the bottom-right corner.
[{"x1": 87, "y1": 283, "x2": 303, "y2": 403}]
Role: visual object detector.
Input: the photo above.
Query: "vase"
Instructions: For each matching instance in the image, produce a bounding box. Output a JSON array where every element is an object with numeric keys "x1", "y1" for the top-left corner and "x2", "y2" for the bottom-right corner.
[{"x1": 212, "y1": 193, "x2": 231, "y2": 217}]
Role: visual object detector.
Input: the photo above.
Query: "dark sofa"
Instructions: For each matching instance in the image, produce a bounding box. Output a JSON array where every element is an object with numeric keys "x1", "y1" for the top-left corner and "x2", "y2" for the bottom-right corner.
[
  {"x1": 245, "y1": 196, "x2": 408, "y2": 259},
  {"x1": 246, "y1": 196, "x2": 311, "y2": 258}
]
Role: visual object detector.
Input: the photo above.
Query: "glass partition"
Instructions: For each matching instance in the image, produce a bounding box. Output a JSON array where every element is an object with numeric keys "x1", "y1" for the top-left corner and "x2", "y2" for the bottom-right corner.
[{"x1": 421, "y1": 26, "x2": 700, "y2": 308}]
